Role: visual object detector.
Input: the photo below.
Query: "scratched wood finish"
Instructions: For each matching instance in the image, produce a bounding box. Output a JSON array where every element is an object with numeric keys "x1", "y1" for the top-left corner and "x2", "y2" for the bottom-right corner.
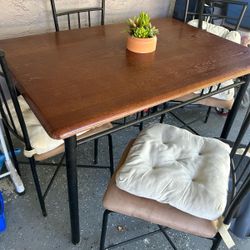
[{"x1": 0, "y1": 18, "x2": 250, "y2": 139}]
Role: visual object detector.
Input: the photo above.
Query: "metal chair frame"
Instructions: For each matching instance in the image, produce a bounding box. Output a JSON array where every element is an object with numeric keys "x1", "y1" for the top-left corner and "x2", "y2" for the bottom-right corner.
[
  {"x1": 165, "y1": 0, "x2": 249, "y2": 133},
  {"x1": 184, "y1": 0, "x2": 248, "y2": 30},
  {"x1": 50, "y1": 0, "x2": 105, "y2": 31},
  {"x1": 99, "y1": 108, "x2": 250, "y2": 250},
  {"x1": 50, "y1": 0, "x2": 107, "y2": 166},
  {"x1": 0, "y1": 50, "x2": 114, "y2": 217}
]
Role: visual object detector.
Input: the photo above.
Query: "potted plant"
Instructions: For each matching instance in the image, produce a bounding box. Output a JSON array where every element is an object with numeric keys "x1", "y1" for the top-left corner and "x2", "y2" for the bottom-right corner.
[{"x1": 126, "y1": 12, "x2": 159, "y2": 54}]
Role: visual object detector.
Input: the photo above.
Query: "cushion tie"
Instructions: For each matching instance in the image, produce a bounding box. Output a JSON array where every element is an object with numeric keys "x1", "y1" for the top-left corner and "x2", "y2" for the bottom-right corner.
[
  {"x1": 216, "y1": 216, "x2": 235, "y2": 249},
  {"x1": 23, "y1": 148, "x2": 36, "y2": 158}
]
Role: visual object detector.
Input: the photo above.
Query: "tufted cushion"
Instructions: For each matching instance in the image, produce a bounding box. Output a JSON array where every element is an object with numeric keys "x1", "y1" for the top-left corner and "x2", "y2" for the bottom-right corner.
[
  {"x1": 188, "y1": 20, "x2": 241, "y2": 42},
  {"x1": 103, "y1": 141, "x2": 218, "y2": 239},
  {"x1": 116, "y1": 124, "x2": 231, "y2": 220},
  {"x1": 7, "y1": 96, "x2": 90, "y2": 157},
  {"x1": 188, "y1": 20, "x2": 242, "y2": 101}
]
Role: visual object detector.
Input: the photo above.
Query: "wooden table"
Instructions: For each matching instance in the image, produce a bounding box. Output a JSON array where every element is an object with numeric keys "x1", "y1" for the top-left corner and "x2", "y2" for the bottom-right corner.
[{"x1": 0, "y1": 18, "x2": 250, "y2": 244}]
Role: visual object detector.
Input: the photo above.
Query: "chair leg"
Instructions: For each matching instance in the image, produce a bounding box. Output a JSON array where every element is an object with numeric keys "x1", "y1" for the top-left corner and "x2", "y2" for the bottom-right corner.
[
  {"x1": 43, "y1": 154, "x2": 65, "y2": 199},
  {"x1": 151, "y1": 106, "x2": 158, "y2": 113},
  {"x1": 94, "y1": 139, "x2": 99, "y2": 164},
  {"x1": 100, "y1": 209, "x2": 111, "y2": 250},
  {"x1": 158, "y1": 225, "x2": 177, "y2": 250},
  {"x1": 108, "y1": 134, "x2": 114, "y2": 176},
  {"x1": 204, "y1": 106, "x2": 212, "y2": 123},
  {"x1": 160, "y1": 102, "x2": 169, "y2": 124},
  {"x1": 211, "y1": 234, "x2": 222, "y2": 250},
  {"x1": 139, "y1": 111, "x2": 144, "y2": 131},
  {"x1": 160, "y1": 114, "x2": 165, "y2": 123},
  {"x1": 29, "y1": 157, "x2": 47, "y2": 216}
]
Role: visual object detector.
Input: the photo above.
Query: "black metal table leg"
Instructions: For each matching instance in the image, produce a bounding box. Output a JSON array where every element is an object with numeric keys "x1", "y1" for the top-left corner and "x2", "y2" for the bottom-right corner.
[
  {"x1": 65, "y1": 136, "x2": 80, "y2": 244},
  {"x1": 221, "y1": 74, "x2": 250, "y2": 139}
]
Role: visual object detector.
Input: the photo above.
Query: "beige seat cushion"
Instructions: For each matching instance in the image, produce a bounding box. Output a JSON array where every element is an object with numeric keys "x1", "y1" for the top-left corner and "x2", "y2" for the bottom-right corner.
[
  {"x1": 34, "y1": 122, "x2": 112, "y2": 161},
  {"x1": 103, "y1": 141, "x2": 218, "y2": 239},
  {"x1": 7, "y1": 96, "x2": 112, "y2": 160},
  {"x1": 116, "y1": 124, "x2": 230, "y2": 220},
  {"x1": 188, "y1": 19, "x2": 241, "y2": 42},
  {"x1": 186, "y1": 19, "x2": 242, "y2": 105}
]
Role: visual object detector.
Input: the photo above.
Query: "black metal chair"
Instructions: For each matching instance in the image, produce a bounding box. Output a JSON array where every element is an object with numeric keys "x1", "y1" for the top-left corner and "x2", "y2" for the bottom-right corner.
[
  {"x1": 184, "y1": 0, "x2": 248, "y2": 30},
  {"x1": 50, "y1": 0, "x2": 107, "y2": 162},
  {"x1": 50, "y1": 0, "x2": 105, "y2": 31},
  {"x1": 0, "y1": 50, "x2": 114, "y2": 217},
  {"x1": 161, "y1": 0, "x2": 248, "y2": 132},
  {"x1": 100, "y1": 109, "x2": 250, "y2": 250}
]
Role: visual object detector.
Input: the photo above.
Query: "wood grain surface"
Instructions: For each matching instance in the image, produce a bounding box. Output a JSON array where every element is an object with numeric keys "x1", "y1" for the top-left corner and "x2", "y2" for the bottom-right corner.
[{"x1": 0, "y1": 18, "x2": 250, "y2": 139}]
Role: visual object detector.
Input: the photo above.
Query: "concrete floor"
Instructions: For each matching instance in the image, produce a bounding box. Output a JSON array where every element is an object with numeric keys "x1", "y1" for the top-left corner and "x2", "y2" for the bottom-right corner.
[{"x1": 0, "y1": 105, "x2": 250, "y2": 250}]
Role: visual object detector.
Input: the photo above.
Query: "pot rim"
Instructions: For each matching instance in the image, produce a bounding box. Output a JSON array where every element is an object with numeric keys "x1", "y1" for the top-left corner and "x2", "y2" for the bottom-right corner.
[{"x1": 128, "y1": 36, "x2": 157, "y2": 41}]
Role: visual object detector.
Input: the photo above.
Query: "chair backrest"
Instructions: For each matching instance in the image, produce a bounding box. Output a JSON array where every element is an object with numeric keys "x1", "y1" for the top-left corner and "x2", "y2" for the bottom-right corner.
[
  {"x1": 184, "y1": 0, "x2": 248, "y2": 30},
  {"x1": 182, "y1": 0, "x2": 247, "y2": 102},
  {"x1": 50, "y1": 0, "x2": 105, "y2": 31},
  {"x1": 0, "y1": 50, "x2": 32, "y2": 151},
  {"x1": 223, "y1": 110, "x2": 250, "y2": 224}
]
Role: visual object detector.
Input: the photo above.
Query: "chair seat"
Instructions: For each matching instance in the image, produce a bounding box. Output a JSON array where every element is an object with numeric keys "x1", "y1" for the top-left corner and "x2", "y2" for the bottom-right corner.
[
  {"x1": 8, "y1": 96, "x2": 112, "y2": 160},
  {"x1": 103, "y1": 141, "x2": 218, "y2": 239},
  {"x1": 185, "y1": 19, "x2": 241, "y2": 106},
  {"x1": 115, "y1": 124, "x2": 230, "y2": 220},
  {"x1": 34, "y1": 122, "x2": 112, "y2": 161}
]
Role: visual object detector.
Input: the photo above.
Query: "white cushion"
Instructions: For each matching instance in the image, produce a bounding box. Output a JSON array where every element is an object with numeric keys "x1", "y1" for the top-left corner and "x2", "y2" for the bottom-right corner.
[
  {"x1": 188, "y1": 20, "x2": 242, "y2": 101},
  {"x1": 225, "y1": 31, "x2": 241, "y2": 44},
  {"x1": 116, "y1": 124, "x2": 231, "y2": 220},
  {"x1": 7, "y1": 96, "x2": 64, "y2": 156},
  {"x1": 188, "y1": 19, "x2": 229, "y2": 37},
  {"x1": 188, "y1": 20, "x2": 241, "y2": 43}
]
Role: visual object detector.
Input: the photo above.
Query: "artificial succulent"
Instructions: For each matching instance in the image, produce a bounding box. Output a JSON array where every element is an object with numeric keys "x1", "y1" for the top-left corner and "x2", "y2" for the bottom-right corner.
[{"x1": 127, "y1": 12, "x2": 159, "y2": 38}]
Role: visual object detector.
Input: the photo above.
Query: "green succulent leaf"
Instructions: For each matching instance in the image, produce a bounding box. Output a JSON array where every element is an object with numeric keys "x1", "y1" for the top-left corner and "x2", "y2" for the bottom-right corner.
[{"x1": 126, "y1": 12, "x2": 159, "y2": 38}]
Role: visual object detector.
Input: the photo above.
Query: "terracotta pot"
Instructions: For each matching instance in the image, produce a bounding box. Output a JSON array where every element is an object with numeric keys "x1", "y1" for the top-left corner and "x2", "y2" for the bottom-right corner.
[{"x1": 127, "y1": 36, "x2": 157, "y2": 54}]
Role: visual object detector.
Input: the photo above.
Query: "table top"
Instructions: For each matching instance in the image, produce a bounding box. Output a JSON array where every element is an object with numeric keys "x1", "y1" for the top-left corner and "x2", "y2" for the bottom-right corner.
[{"x1": 0, "y1": 18, "x2": 250, "y2": 139}]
